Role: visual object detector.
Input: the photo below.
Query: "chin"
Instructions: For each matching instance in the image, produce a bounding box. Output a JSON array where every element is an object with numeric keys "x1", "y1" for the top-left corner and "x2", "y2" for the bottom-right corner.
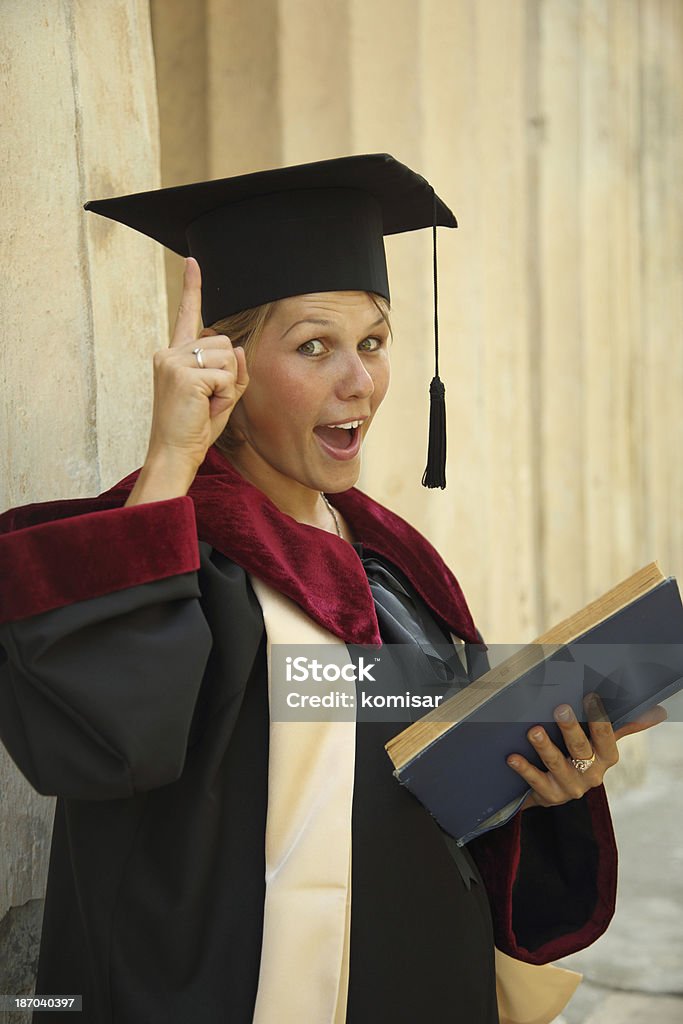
[{"x1": 318, "y1": 464, "x2": 361, "y2": 494}]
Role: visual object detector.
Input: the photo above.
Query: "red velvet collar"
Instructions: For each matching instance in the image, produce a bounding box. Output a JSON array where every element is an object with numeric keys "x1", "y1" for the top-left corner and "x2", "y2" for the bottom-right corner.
[{"x1": 5, "y1": 447, "x2": 479, "y2": 645}]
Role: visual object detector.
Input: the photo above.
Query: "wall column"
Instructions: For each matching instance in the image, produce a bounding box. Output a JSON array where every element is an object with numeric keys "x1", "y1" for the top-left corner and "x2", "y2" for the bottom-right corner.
[{"x1": 1, "y1": 0, "x2": 165, "y2": 1005}]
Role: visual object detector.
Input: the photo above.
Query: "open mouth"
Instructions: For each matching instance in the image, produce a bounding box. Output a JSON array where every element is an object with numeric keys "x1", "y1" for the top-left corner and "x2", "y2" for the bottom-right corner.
[{"x1": 312, "y1": 419, "x2": 365, "y2": 460}]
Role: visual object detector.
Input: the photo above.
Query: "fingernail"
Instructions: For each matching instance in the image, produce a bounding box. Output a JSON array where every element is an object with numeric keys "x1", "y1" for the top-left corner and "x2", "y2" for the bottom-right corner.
[
  {"x1": 556, "y1": 705, "x2": 573, "y2": 721},
  {"x1": 508, "y1": 757, "x2": 520, "y2": 768},
  {"x1": 530, "y1": 729, "x2": 544, "y2": 741}
]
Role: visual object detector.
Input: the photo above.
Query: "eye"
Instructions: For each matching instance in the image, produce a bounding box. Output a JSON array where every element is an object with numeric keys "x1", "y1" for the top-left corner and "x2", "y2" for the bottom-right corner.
[
  {"x1": 358, "y1": 336, "x2": 384, "y2": 351},
  {"x1": 297, "y1": 339, "x2": 326, "y2": 356}
]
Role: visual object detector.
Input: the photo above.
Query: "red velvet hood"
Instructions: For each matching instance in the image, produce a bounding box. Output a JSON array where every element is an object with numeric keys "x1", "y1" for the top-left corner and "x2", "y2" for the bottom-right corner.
[{"x1": 0, "y1": 447, "x2": 478, "y2": 645}]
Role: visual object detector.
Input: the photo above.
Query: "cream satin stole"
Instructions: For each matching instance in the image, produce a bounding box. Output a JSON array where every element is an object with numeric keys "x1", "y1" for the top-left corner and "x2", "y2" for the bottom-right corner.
[{"x1": 249, "y1": 577, "x2": 582, "y2": 1024}]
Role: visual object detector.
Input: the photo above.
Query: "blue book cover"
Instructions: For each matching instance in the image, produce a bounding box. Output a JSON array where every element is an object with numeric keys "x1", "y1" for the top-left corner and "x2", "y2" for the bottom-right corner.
[{"x1": 386, "y1": 568, "x2": 683, "y2": 845}]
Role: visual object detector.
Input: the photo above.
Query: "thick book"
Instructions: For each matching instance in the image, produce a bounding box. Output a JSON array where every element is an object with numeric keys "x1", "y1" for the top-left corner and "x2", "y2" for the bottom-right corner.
[{"x1": 385, "y1": 562, "x2": 683, "y2": 845}]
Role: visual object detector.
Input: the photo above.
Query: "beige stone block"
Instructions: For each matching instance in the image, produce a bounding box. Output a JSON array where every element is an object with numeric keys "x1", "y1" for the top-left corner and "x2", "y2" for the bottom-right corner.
[
  {"x1": 1, "y1": 0, "x2": 165, "y2": 917},
  {"x1": 279, "y1": 0, "x2": 352, "y2": 162},
  {"x1": 74, "y1": 0, "x2": 167, "y2": 489},
  {"x1": 150, "y1": 0, "x2": 209, "y2": 330},
  {"x1": 2, "y1": 1, "x2": 99, "y2": 509},
  {"x1": 2, "y1": 0, "x2": 165, "y2": 506},
  {"x1": 0, "y1": 747, "x2": 53, "y2": 922},
  {"x1": 207, "y1": 0, "x2": 280, "y2": 175}
]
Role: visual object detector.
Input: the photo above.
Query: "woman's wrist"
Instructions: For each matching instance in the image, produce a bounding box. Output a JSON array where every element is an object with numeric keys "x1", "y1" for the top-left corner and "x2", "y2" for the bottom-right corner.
[{"x1": 124, "y1": 448, "x2": 200, "y2": 507}]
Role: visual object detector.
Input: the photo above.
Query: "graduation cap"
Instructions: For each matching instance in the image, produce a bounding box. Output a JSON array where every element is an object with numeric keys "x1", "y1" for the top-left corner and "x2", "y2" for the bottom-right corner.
[{"x1": 84, "y1": 153, "x2": 456, "y2": 488}]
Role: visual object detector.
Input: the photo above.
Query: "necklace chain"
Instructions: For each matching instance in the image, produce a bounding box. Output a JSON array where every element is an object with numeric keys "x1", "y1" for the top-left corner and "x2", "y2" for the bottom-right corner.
[{"x1": 321, "y1": 492, "x2": 342, "y2": 539}]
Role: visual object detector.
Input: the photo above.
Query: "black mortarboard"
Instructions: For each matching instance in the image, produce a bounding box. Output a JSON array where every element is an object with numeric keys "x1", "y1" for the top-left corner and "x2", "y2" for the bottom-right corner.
[{"x1": 85, "y1": 153, "x2": 456, "y2": 487}]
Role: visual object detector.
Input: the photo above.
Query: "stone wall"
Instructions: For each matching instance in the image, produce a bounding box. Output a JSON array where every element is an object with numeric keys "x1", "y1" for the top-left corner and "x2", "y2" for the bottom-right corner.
[{"x1": 1, "y1": 0, "x2": 164, "y2": 1015}]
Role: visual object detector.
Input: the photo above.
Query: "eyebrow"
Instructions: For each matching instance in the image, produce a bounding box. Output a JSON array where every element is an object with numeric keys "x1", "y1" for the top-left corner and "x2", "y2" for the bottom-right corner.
[{"x1": 280, "y1": 315, "x2": 386, "y2": 339}]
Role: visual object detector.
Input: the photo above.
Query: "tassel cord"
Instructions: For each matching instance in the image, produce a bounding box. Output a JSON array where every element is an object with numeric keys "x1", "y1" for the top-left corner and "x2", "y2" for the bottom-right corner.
[{"x1": 422, "y1": 189, "x2": 447, "y2": 489}]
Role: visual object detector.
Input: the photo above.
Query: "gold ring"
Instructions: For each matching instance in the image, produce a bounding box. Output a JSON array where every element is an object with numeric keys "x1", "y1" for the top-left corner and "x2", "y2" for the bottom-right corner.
[{"x1": 570, "y1": 751, "x2": 596, "y2": 773}]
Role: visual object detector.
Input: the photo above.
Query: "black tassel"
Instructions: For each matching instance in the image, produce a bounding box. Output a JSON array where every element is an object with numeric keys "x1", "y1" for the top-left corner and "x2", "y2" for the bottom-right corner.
[
  {"x1": 422, "y1": 189, "x2": 447, "y2": 488},
  {"x1": 422, "y1": 375, "x2": 447, "y2": 488}
]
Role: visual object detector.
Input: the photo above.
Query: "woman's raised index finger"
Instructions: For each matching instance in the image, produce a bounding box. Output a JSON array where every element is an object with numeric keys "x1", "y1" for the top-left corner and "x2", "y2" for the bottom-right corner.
[{"x1": 171, "y1": 257, "x2": 202, "y2": 347}]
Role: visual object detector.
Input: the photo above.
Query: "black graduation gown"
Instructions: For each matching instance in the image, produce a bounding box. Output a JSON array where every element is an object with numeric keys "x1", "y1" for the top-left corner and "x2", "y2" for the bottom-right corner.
[
  {"x1": 346, "y1": 545, "x2": 500, "y2": 1023},
  {"x1": 0, "y1": 479, "x2": 618, "y2": 1023},
  {"x1": 1, "y1": 538, "x2": 498, "y2": 1023}
]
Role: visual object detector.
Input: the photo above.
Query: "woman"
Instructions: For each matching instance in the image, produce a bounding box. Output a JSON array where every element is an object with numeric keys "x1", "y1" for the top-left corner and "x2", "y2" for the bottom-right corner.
[{"x1": 0, "y1": 155, "x2": 665, "y2": 1023}]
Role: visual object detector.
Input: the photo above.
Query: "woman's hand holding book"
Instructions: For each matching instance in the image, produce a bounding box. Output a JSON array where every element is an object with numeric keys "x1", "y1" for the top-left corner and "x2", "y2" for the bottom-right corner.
[{"x1": 510, "y1": 693, "x2": 668, "y2": 811}]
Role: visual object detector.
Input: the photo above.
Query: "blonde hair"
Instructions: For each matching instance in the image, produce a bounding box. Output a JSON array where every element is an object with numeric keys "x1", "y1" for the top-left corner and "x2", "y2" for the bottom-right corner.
[
  {"x1": 211, "y1": 292, "x2": 392, "y2": 456},
  {"x1": 210, "y1": 302, "x2": 275, "y2": 455}
]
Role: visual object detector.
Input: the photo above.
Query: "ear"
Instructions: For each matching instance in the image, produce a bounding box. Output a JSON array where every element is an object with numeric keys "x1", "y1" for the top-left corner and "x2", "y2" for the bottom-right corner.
[{"x1": 198, "y1": 326, "x2": 219, "y2": 338}]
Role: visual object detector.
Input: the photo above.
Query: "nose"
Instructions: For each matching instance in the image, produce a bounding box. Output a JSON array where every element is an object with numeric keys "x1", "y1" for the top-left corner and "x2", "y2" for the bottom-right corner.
[{"x1": 334, "y1": 350, "x2": 375, "y2": 401}]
